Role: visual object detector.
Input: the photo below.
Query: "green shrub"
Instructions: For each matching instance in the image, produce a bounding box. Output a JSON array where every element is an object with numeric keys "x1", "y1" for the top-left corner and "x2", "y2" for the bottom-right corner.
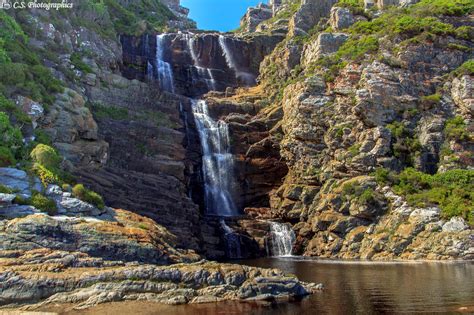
[
  {"x1": 421, "y1": 93, "x2": 441, "y2": 106},
  {"x1": 89, "y1": 102, "x2": 129, "y2": 120},
  {"x1": 414, "y1": 0, "x2": 474, "y2": 16},
  {"x1": 0, "y1": 146, "x2": 15, "y2": 167},
  {"x1": 30, "y1": 192, "x2": 57, "y2": 215},
  {"x1": 72, "y1": 184, "x2": 105, "y2": 209},
  {"x1": 30, "y1": 144, "x2": 61, "y2": 169},
  {"x1": 336, "y1": 35, "x2": 379, "y2": 61},
  {"x1": 32, "y1": 162, "x2": 60, "y2": 187},
  {"x1": 0, "y1": 184, "x2": 13, "y2": 193},
  {"x1": 61, "y1": 183, "x2": 71, "y2": 192},
  {"x1": 384, "y1": 168, "x2": 473, "y2": 223},
  {"x1": 70, "y1": 52, "x2": 93, "y2": 74},
  {"x1": 455, "y1": 26, "x2": 474, "y2": 40},
  {"x1": 445, "y1": 116, "x2": 470, "y2": 142},
  {"x1": 34, "y1": 129, "x2": 52, "y2": 145},
  {"x1": 453, "y1": 60, "x2": 474, "y2": 76},
  {"x1": 0, "y1": 111, "x2": 23, "y2": 160},
  {"x1": 373, "y1": 168, "x2": 393, "y2": 185}
]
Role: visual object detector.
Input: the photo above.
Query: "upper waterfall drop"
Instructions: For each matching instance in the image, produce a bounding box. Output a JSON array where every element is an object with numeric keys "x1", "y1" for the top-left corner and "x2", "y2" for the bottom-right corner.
[
  {"x1": 155, "y1": 34, "x2": 175, "y2": 93},
  {"x1": 218, "y1": 35, "x2": 239, "y2": 75},
  {"x1": 185, "y1": 33, "x2": 218, "y2": 91},
  {"x1": 192, "y1": 99, "x2": 239, "y2": 216},
  {"x1": 268, "y1": 222, "x2": 295, "y2": 257}
]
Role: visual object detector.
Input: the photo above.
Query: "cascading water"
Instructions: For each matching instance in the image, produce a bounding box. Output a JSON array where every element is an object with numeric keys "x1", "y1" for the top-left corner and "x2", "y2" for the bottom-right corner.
[
  {"x1": 155, "y1": 34, "x2": 175, "y2": 93},
  {"x1": 220, "y1": 219, "x2": 242, "y2": 259},
  {"x1": 186, "y1": 34, "x2": 217, "y2": 91},
  {"x1": 218, "y1": 35, "x2": 256, "y2": 85},
  {"x1": 192, "y1": 99, "x2": 238, "y2": 216},
  {"x1": 268, "y1": 222, "x2": 295, "y2": 257},
  {"x1": 218, "y1": 35, "x2": 239, "y2": 74}
]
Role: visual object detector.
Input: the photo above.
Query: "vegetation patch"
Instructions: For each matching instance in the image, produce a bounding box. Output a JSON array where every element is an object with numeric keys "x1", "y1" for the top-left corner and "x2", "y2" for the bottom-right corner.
[
  {"x1": 444, "y1": 116, "x2": 470, "y2": 142},
  {"x1": 374, "y1": 167, "x2": 473, "y2": 224},
  {"x1": 72, "y1": 184, "x2": 105, "y2": 210}
]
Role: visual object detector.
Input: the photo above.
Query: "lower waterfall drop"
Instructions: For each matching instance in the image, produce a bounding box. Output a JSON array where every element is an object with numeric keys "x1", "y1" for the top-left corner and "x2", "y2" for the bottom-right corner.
[
  {"x1": 220, "y1": 219, "x2": 242, "y2": 259},
  {"x1": 192, "y1": 99, "x2": 239, "y2": 216},
  {"x1": 269, "y1": 222, "x2": 295, "y2": 257}
]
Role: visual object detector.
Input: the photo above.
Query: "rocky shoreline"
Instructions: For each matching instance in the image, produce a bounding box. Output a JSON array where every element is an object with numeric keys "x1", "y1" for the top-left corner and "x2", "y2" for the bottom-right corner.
[{"x1": 0, "y1": 257, "x2": 320, "y2": 310}]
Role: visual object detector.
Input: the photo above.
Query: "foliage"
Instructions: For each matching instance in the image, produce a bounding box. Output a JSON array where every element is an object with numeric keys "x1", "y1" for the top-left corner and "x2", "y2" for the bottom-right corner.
[
  {"x1": 32, "y1": 162, "x2": 60, "y2": 187},
  {"x1": 445, "y1": 116, "x2": 470, "y2": 142},
  {"x1": 0, "y1": 111, "x2": 23, "y2": 164},
  {"x1": 414, "y1": 0, "x2": 474, "y2": 16},
  {"x1": 30, "y1": 191, "x2": 58, "y2": 215},
  {"x1": 101, "y1": 0, "x2": 175, "y2": 35},
  {"x1": 335, "y1": 0, "x2": 366, "y2": 15},
  {"x1": 335, "y1": 35, "x2": 379, "y2": 61},
  {"x1": 0, "y1": 184, "x2": 14, "y2": 194},
  {"x1": 420, "y1": 93, "x2": 441, "y2": 106},
  {"x1": 70, "y1": 52, "x2": 93, "y2": 74},
  {"x1": 0, "y1": 12, "x2": 63, "y2": 105},
  {"x1": 0, "y1": 146, "x2": 15, "y2": 167},
  {"x1": 30, "y1": 144, "x2": 61, "y2": 169},
  {"x1": 72, "y1": 184, "x2": 105, "y2": 209},
  {"x1": 452, "y1": 60, "x2": 474, "y2": 76},
  {"x1": 386, "y1": 121, "x2": 421, "y2": 165},
  {"x1": 374, "y1": 167, "x2": 473, "y2": 223},
  {"x1": 341, "y1": 181, "x2": 378, "y2": 205},
  {"x1": 89, "y1": 102, "x2": 129, "y2": 120}
]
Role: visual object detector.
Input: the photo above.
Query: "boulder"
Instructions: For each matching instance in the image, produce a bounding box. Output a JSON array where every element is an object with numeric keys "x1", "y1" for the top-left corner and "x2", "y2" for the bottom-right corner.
[
  {"x1": 442, "y1": 217, "x2": 469, "y2": 232},
  {"x1": 330, "y1": 7, "x2": 355, "y2": 30},
  {"x1": 0, "y1": 168, "x2": 41, "y2": 198},
  {"x1": 303, "y1": 33, "x2": 349, "y2": 63},
  {"x1": 15, "y1": 96, "x2": 44, "y2": 129}
]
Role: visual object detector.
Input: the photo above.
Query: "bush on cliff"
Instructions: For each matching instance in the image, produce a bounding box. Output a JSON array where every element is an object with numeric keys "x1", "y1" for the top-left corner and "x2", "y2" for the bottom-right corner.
[
  {"x1": 72, "y1": 184, "x2": 105, "y2": 210},
  {"x1": 0, "y1": 111, "x2": 23, "y2": 166},
  {"x1": 374, "y1": 168, "x2": 473, "y2": 224},
  {"x1": 30, "y1": 144, "x2": 61, "y2": 169}
]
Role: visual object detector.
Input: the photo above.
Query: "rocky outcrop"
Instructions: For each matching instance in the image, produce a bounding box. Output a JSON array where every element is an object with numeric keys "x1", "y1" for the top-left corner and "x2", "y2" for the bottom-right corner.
[
  {"x1": 0, "y1": 258, "x2": 319, "y2": 309},
  {"x1": 329, "y1": 7, "x2": 355, "y2": 30},
  {"x1": 240, "y1": 4, "x2": 273, "y2": 33},
  {"x1": 290, "y1": 0, "x2": 337, "y2": 36},
  {"x1": 121, "y1": 32, "x2": 283, "y2": 97},
  {"x1": 303, "y1": 32, "x2": 348, "y2": 62}
]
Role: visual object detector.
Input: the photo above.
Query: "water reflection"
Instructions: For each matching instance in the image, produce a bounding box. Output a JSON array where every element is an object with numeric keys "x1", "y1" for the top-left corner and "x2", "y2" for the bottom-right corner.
[
  {"x1": 236, "y1": 257, "x2": 474, "y2": 314},
  {"x1": 62, "y1": 258, "x2": 474, "y2": 315}
]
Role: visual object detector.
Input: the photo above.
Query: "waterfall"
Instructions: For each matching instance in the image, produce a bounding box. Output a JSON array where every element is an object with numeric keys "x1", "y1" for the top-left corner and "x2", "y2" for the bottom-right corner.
[
  {"x1": 218, "y1": 35, "x2": 239, "y2": 74},
  {"x1": 155, "y1": 34, "x2": 175, "y2": 93},
  {"x1": 186, "y1": 34, "x2": 217, "y2": 91},
  {"x1": 192, "y1": 99, "x2": 238, "y2": 216},
  {"x1": 268, "y1": 222, "x2": 295, "y2": 257},
  {"x1": 220, "y1": 219, "x2": 242, "y2": 259},
  {"x1": 218, "y1": 35, "x2": 256, "y2": 85}
]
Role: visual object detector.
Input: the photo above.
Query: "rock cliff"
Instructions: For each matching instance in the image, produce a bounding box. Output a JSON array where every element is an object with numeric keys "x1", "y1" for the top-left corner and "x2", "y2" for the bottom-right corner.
[{"x1": 0, "y1": 0, "x2": 473, "y2": 311}]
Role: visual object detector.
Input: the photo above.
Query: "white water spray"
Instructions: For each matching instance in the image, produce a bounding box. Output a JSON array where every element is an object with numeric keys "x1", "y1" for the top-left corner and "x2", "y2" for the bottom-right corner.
[
  {"x1": 268, "y1": 222, "x2": 295, "y2": 257},
  {"x1": 155, "y1": 34, "x2": 175, "y2": 93},
  {"x1": 192, "y1": 100, "x2": 238, "y2": 216}
]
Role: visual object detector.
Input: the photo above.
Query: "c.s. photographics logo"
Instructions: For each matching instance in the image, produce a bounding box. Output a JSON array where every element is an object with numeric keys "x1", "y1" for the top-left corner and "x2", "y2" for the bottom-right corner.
[{"x1": 0, "y1": 0, "x2": 73, "y2": 10}]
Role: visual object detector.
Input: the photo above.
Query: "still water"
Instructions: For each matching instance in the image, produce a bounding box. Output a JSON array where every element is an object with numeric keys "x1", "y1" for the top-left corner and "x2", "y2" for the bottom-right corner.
[{"x1": 50, "y1": 257, "x2": 474, "y2": 315}]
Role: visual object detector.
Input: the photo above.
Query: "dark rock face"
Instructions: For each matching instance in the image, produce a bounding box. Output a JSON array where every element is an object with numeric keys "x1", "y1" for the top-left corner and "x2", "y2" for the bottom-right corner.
[
  {"x1": 74, "y1": 77, "x2": 203, "y2": 251},
  {"x1": 121, "y1": 32, "x2": 282, "y2": 97}
]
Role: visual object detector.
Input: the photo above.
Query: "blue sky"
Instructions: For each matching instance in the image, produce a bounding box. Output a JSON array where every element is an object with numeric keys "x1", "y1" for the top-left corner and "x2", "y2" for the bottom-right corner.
[{"x1": 181, "y1": 0, "x2": 268, "y2": 32}]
